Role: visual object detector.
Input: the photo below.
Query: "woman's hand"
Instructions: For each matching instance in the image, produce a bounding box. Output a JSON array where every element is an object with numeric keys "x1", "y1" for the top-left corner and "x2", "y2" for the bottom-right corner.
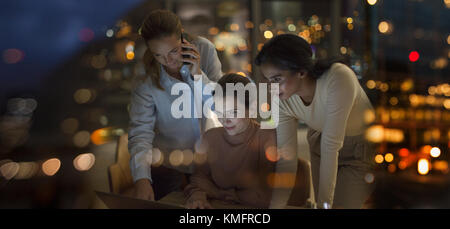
[
  {"x1": 133, "y1": 178, "x2": 155, "y2": 201},
  {"x1": 185, "y1": 199, "x2": 213, "y2": 209},
  {"x1": 185, "y1": 192, "x2": 213, "y2": 209},
  {"x1": 219, "y1": 189, "x2": 239, "y2": 203},
  {"x1": 181, "y1": 38, "x2": 201, "y2": 76}
]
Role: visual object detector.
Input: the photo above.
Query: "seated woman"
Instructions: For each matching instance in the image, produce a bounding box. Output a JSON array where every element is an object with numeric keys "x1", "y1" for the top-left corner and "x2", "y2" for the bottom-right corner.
[{"x1": 183, "y1": 73, "x2": 277, "y2": 209}]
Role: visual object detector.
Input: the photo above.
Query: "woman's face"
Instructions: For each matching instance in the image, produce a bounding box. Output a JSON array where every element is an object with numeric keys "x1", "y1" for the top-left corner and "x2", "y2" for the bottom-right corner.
[
  {"x1": 260, "y1": 63, "x2": 302, "y2": 100},
  {"x1": 147, "y1": 34, "x2": 183, "y2": 71},
  {"x1": 214, "y1": 95, "x2": 251, "y2": 136}
]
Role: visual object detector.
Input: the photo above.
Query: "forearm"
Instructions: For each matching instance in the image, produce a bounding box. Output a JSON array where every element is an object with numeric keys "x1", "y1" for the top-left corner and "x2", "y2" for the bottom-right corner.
[
  {"x1": 271, "y1": 116, "x2": 298, "y2": 208},
  {"x1": 236, "y1": 188, "x2": 271, "y2": 208},
  {"x1": 317, "y1": 151, "x2": 339, "y2": 208}
]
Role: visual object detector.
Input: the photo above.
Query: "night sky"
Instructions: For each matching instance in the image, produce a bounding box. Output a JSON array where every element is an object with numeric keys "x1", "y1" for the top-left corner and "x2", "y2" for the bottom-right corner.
[{"x1": 0, "y1": 0, "x2": 143, "y2": 104}]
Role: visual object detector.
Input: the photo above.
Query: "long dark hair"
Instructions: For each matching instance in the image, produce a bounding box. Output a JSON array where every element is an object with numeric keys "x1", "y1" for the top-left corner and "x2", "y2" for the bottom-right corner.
[{"x1": 255, "y1": 34, "x2": 344, "y2": 79}]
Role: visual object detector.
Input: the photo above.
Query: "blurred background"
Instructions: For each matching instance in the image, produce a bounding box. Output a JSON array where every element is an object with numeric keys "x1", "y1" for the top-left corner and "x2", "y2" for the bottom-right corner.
[{"x1": 0, "y1": 0, "x2": 449, "y2": 208}]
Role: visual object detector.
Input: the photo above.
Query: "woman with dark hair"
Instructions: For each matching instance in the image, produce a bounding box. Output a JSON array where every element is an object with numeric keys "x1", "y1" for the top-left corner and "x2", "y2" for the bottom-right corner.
[
  {"x1": 183, "y1": 73, "x2": 277, "y2": 209},
  {"x1": 127, "y1": 9, "x2": 222, "y2": 201},
  {"x1": 255, "y1": 34, "x2": 375, "y2": 209}
]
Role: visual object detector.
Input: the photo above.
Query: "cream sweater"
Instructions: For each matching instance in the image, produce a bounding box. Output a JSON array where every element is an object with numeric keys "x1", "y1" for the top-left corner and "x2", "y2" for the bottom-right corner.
[{"x1": 273, "y1": 63, "x2": 374, "y2": 207}]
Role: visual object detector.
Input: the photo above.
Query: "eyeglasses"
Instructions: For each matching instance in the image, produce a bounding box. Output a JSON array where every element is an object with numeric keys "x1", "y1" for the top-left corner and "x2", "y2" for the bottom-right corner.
[{"x1": 213, "y1": 109, "x2": 245, "y2": 119}]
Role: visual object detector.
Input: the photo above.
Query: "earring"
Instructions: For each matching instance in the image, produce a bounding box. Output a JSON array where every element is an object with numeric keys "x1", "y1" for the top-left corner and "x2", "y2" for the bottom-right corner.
[{"x1": 298, "y1": 72, "x2": 306, "y2": 79}]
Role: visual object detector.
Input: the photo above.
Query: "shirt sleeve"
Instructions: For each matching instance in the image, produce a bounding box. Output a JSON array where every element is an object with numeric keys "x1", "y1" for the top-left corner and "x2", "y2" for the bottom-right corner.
[
  {"x1": 127, "y1": 81, "x2": 156, "y2": 183},
  {"x1": 202, "y1": 38, "x2": 223, "y2": 83},
  {"x1": 270, "y1": 101, "x2": 299, "y2": 208},
  {"x1": 318, "y1": 65, "x2": 358, "y2": 207}
]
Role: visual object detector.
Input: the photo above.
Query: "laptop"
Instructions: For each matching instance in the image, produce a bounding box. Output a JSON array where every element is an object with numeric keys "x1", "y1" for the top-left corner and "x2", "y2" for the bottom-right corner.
[{"x1": 95, "y1": 191, "x2": 185, "y2": 209}]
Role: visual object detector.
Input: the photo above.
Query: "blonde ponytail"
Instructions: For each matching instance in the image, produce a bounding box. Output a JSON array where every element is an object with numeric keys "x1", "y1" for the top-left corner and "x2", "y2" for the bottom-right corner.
[{"x1": 142, "y1": 49, "x2": 163, "y2": 89}]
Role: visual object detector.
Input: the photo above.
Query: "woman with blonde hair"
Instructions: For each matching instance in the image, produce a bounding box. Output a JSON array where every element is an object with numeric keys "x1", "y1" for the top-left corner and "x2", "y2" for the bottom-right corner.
[{"x1": 128, "y1": 9, "x2": 222, "y2": 201}]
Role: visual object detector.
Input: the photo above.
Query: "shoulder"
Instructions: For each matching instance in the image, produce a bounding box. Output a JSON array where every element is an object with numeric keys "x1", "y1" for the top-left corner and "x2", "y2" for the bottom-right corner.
[
  {"x1": 204, "y1": 126, "x2": 224, "y2": 139},
  {"x1": 255, "y1": 122, "x2": 276, "y2": 141},
  {"x1": 258, "y1": 128, "x2": 277, "y2": 150},
  {"x1": 322, "y1": 63, "x2": 358, "y2": 88},
  {"x1": 325, "y1": 63, "x2": 356, "y2": 81},
  {"x1": 131, "y1": 76, "x2": 154, "y2": 93},
  {"x1": 258, "y1": 128, "x2": 276, "y2": 139},
  {"x1": 277, "y1": 94, "x2": 302, "y2": 116},
  {"x1": 330, "y1": 63, "x2": 355, "y2": 76},
  {"x1": 193, "y1": 36, "x2": 216, "y2": 53}
]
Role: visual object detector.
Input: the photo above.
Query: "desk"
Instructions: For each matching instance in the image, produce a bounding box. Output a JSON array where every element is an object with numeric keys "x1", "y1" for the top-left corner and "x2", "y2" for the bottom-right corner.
[
  {"x1": 159, "y1": 191, "x2": 255, "y2": 209},
  {"x1": 159, "y1": 191, "x2": 308, "y2": 209},
  {"x1": 94, "y1": 190, "x2": 308, "y2": 209}
]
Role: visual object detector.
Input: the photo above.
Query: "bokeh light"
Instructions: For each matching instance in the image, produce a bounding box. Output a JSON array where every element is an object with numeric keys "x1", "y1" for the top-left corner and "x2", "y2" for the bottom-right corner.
[
  {"x1": 409, "y1": 51, "x2": 420, "y2": 62},
  {"x1": 366, "y1": 80, "x2": 376, "y2": 89},
  {"x1": 79, "y1": 28, "x2": 95, "y2": 42},
  {"x1": 106, "y1": 29, "x2": 114, "y2": 37},
  {"x1": 347, "y1": 23, "x2": 354, "y2": 30},
  {"x1": 364, "y1": 173, "x2": 375, "y2": 183},
  {"x1": 433, "y1": 161, "x2": 449, "y2": 173},
  {"x1": 182, "y1": 149, "x2": 194, "y2": 166},
  {"x1": 73, "y1": 131, "x2": 91, "y2": 148},
  {"x1": 6, "y1": 98, "x2": 37, "y2": 115},
  {"x1": 417, "y1": 159, "x2": 430, "y2": 175},
  {"x1": 388, "y1": 164, "x2": 397, "y2": 173},
  {"x1": 264, "y1": 30, "x2": 273, "y2": 39},
  {"x1": 430, "y1": 147, "x2": 441, "y2": 158},
  {"x1": 385, "y1": 153, "x2": 394, "y2": 163},
  {"x1": 73, "y1": 89, "x2": 93, "y2": 104},
  {"x1": 208, "y1": 27, "x2": 219, "y2": 35},
  {"x1": 245, "y1": 21, "x2": 254, "y2": 29},
  {"x1": 151, "y1": 148, "x2": 164, "y2": 167},
  {"x1": 421, "y1": 145, "x2": 432, "y2": 155},
  {"x1": 378, "y1": 21, "x2": 391, "y2": 34},
  {"x1": 265, "y1": 146, "x2": 280, "y2": 162},
  {"x1": 398, "y1": 160, "x2": 408, "y2": 170},
  {"x1": 261, "y1": 103, "x2": 270, "y2": 112},
  {"x1": 230, "y1": 23, "x2": 239, "y2": 31},
  {"x1": 193, "y1": 152, "x2": 207, "y2": 165},
  {"x1": 91, "y1": 54, "x2": 107, "y2": 69},
  {"x1": 375, "y1": 154, "x2": 384, "y2": 164},
  {"x1": 2, "y1": 48, "x2": 25, "y2": 64},
  {"x1": 364, "y1": 109, "x2": 376, "y2": 124},
  {"x1": 288, "y1": 24, "x2": 296, "y2": 31},
  {"x1": 42, "y1": 158, "x2": 61, "y2": 176},
  {"x1": 389, "y1": 97, "x2": 399, "y2": 106},
  {"x1": 0, "y1": 162, "x2": 20, "y2": 180},
  {"x1": 73, "y1": 153, "x2": 96, "y2": 171},
  {"x1": 126, "y1": 51, "x2": 135, "y2": 60},
  {"x1": 14, "y1": 162, "x2": 39, "y2": 180},
  {"x1": 366, "y1": 125, "x2": 384, "y2": 143},
  {"x1": 169, "y1": 150, "x2": 184, "y2": 167},
  {"x1": 90, "y1": 127, "x2": 113, "y2": 145},
  {"x1": 367, "y1": 0, "x2": 377, "y2": 5},
  {"x1": 399, "y1": 148, "x2": 410, "y2": 157}
]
